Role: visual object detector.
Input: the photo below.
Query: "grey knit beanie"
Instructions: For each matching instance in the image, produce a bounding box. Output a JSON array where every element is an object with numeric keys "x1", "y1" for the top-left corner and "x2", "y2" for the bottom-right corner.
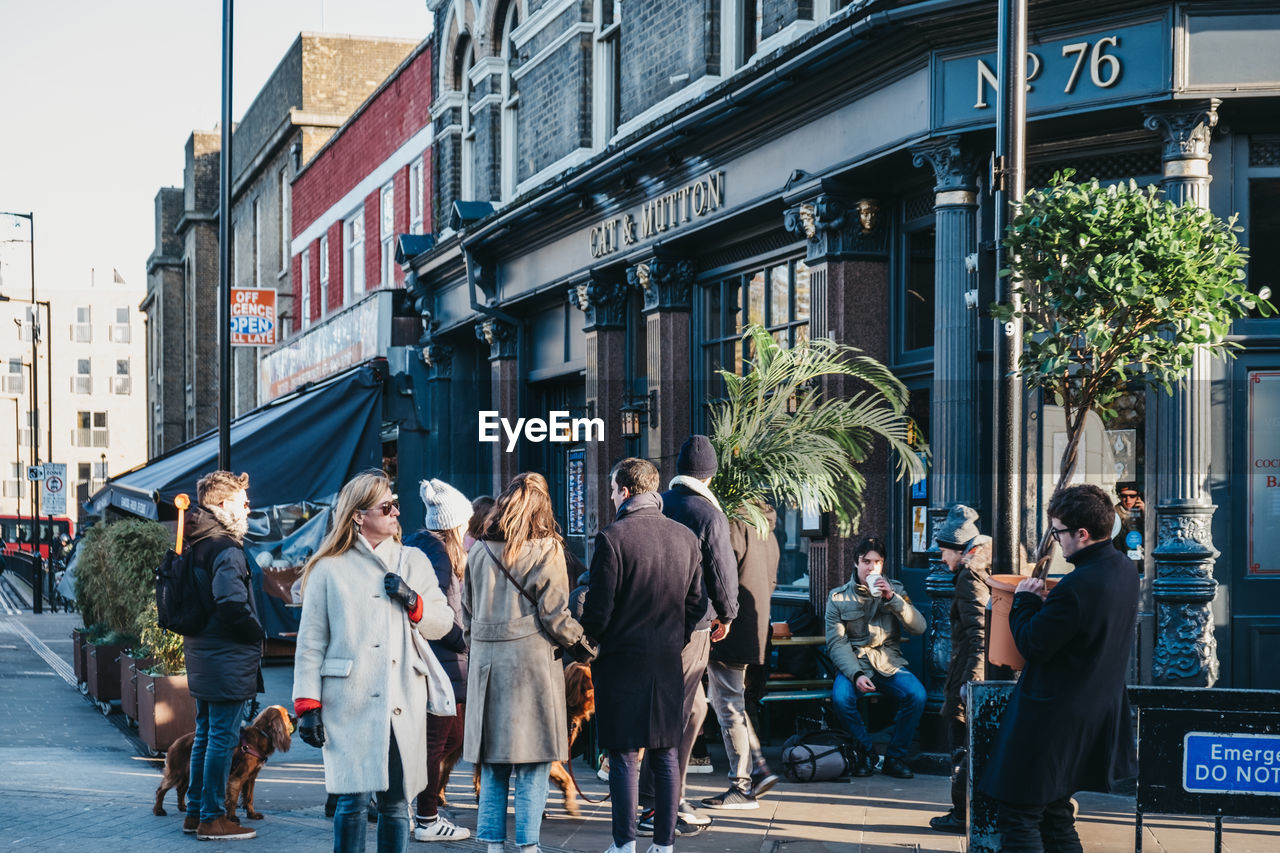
[
  {"x1": 420, "y1": 479, "x2": 472, "y2": 531},
  {"x1": 935, "y1": 503, "x2": 981, "y2": 550}
]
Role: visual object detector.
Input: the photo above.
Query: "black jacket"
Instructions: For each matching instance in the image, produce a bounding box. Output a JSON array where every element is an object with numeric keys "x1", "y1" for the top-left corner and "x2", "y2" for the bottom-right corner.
[
  {"x1": 979, "y1": 541, "x2": 1139, "y2": 805},
  {"x1": 581, "y1": 492, "x2": 706, "y2": 750},
  {"x1": 182, "y1": 507, "x2": 263, "y2": 702},
  {"x1": 712, "y1": 504, "x2": 779, "y2": 666},
  {"x1": 943, "y1": 539, "x2": 991, "y2": 722},
  {"x1": 404, "y1": 531, "x2": 468, "y2": 704},
  {"x1": 660, "y1": 483, "x2": 738, "y2": 630}
]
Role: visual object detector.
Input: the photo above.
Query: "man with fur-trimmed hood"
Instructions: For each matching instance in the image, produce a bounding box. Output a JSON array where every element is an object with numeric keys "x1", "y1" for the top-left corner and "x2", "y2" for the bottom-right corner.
[{"x1": 929, "y1": 504, "x2": 990, "y2": 834}]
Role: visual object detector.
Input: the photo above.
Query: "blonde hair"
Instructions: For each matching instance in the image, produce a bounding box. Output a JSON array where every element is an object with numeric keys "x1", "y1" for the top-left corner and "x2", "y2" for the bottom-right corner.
[
  {"x1": 300, "y1": 470, "x2": 396, "y2": 594},
  {"x1": 432, "y1": 526, "x2": 467, "y2": 579},
  {"x1": 483, "y1": 472, "x2": 561, "y2": 562},
  {"x1": 197, "y1": 471, "x2": 250, "y2": 507}
]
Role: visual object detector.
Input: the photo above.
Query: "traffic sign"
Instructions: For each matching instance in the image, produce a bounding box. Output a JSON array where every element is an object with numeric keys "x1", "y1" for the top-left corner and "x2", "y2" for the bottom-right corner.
[
  {"x1": 41, "y1": 463, "x2": 66, "y2": 515},
  {"x1": 26, "y1": 465, "x2": 43, "y2": 481}
]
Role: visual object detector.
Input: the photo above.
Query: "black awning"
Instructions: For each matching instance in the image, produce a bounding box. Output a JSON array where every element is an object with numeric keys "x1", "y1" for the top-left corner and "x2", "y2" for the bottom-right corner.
[{"x1": 91, "y1": 364, "x2": 384, "y2": 519}]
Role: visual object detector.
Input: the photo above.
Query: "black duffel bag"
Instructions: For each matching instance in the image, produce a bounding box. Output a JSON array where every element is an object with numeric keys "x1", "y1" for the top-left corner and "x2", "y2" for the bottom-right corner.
[{"x1": 781, "y1": 728, "x2": 861, "y2": 782}]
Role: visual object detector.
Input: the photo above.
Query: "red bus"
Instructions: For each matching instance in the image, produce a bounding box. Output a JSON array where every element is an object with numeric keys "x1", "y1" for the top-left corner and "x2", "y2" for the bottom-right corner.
[{"x1": 1, "y1": 516, "x2": 75, "y2": 560}]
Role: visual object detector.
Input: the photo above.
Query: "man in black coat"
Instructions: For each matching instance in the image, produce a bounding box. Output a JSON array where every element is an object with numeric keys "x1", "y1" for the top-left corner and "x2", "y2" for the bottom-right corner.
[
  {"x1": 182, "y1": 471, "x2": 264, "y2": 841},
  {"x1": 978, "y1": 484, "x2": 1139, "y2": 851},
  {"x1": 637, "y1": 435, "x2": 739, "y2": 830},
  {"x1": 581, "y1": 457, "x2": 706, "y2": 853}
]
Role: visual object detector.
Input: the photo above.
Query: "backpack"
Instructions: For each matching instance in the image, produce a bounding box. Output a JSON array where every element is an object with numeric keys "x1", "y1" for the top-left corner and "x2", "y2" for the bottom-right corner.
[
  {"x1": 155, "y1": 548, "x2": 214, "y2": 636},
  {"x1": 781, "y1": 728, "x2": 861, "y2": 782}
]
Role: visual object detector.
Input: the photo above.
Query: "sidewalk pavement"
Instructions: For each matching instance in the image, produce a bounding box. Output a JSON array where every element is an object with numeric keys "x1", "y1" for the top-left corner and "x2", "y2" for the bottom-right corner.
[{"x1": 2, "y1": 588, "x2": 1279, "y2": 852}]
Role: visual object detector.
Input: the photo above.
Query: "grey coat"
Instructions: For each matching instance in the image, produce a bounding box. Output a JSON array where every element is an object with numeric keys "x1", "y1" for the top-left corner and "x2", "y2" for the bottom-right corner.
[{"x1": 462, "y1": 537, "x2": 584, "y2": 764}]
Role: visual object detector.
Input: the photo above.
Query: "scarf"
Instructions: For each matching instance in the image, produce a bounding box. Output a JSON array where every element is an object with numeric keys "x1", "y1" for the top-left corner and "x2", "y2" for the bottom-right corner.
[
  {"x1": 208, "y1": 503, "x2": 248, "y2": 542},
  {"x1": 669, "y1": 474, "x2": 722, "y2": 512}
]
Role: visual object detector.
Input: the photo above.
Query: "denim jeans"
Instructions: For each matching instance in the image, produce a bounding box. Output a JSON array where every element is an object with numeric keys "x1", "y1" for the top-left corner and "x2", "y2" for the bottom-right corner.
[
  {"x1": 188, "y1": 698, "x2": 249, "y2": 823},
  {"x1": 476, "y1": 761, "x2": 551, "y2": 847},
  {"x1": 996, "y1": 795, "x2": 1083, "y2": 852},
  {"x1": 831, "y1": 668, "x2": 926, "y2": 759},
  {"x1": 707, "y1": 660, "x2": 768, "y2": 789},
  {"x1": 333, "y1": 730, "x2": 410, "y2": 853},
  {"x1": 610, "y1": 747, "x2": 677, "y2": 847}
]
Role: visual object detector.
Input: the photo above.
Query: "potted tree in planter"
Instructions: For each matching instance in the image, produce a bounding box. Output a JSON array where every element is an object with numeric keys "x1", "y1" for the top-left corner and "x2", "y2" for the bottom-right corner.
[
  {"x1": 71, "y1": 523, "x2": 110, "y2": 695},
  {"x1": 987, "y1": 171, "x2": 1270, "y2": 665},
  {"x1": 708, "y1": 324, "x2": 926, "y2": 537},
  {"x1": 135, "y1": 602, "x2": 195, "y2": 755}
]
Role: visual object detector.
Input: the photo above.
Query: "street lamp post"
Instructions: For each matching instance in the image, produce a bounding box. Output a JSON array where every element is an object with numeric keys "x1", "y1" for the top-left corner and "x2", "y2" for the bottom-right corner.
[{"x1": 0, "y1": 210, "x2": 43, "y2": 613}]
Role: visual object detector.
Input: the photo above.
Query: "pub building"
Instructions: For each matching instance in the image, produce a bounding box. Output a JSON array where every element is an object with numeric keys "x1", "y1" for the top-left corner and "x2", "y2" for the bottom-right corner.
[{"x1": 394, "y1": 0, "x2": 1280, "y2": 728}]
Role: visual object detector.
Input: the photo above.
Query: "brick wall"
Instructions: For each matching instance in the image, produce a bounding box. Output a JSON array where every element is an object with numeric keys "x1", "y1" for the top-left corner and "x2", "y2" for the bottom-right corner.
[
  {"x1": 763, "y1": 0, "x2": 813, "y2": 37},
  {"x1": 620, "y1": 0, "x2": 719, "y2": 125},
  {"x1": 511, "y1": 27, "x2": 593, "y2": 184}
]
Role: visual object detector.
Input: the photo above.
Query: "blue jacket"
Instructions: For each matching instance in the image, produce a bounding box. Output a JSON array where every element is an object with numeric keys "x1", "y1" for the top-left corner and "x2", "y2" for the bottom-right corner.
[
  {"x1": 660, "y1": 484, "x2": 738, "y2": 630},
  {"x1": 404, "y1": 530, "x2": 468, "y2": 704}
]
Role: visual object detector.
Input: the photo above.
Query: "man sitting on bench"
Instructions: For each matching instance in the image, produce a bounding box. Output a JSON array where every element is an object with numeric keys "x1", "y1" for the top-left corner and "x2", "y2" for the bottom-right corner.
[{"x1": 824, "y1": 536, "x2": 927, "y2": 779}]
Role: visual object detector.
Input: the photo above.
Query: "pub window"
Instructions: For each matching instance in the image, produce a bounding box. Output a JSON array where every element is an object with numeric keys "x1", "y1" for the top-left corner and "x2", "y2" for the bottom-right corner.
[
  {"x1": 901, "y1": 223, "x2": 936, "y2": 353},
  {"x1": 499, "y1": 1, "x2": 520, "y2": 201},
  {"x1": 1248, "y1": 178, "x2": 1280, "y2": 318}
]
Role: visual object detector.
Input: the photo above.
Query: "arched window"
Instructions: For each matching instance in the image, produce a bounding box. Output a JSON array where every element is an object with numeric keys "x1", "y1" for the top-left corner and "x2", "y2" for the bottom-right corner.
[
  {"x1": 499, "y1": 2, "x2": 520, "y2": 202},
  {"x1": 460, "y1": 39, "x2": 476, "y2": 201}
]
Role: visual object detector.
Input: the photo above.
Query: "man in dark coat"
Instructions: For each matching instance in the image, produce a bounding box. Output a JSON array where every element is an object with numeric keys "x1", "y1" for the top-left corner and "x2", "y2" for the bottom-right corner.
[
  {"x1": 182, "y1": 470, "x2": 264, "y2": 841},
  {"x1": 701, "y1": 500, "x2": 780, "y2": 811},
  {"x1": 979, "y1": 484, "x2": 1139, "y2": 851},
  {"x1": 928, "y1": 504, "x2": 991, "y2": 834},
  {"x1": 581, "y1": 457, "x2": 706, "y2": 853},
  {"x1": 638, "y1": 434, "x2": 738, "y2": 830}
]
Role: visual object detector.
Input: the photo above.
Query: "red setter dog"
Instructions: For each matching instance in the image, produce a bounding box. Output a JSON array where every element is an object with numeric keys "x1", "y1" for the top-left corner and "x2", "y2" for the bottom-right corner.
[
  {"x1": 154, "y1": 704, "x2": 294, "y2": 821},
  {"x1": 447, "y1": 662, "x2": 597, "y2": 816}
]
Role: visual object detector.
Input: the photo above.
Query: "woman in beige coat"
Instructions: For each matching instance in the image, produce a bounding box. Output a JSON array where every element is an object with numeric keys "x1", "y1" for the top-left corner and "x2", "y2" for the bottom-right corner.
[
  {"x1": 464, "y1": 472, "x2": 585, "y2": 853},
  {"x1": 293, "y1": 470, "x2": 455, "y2": 853}
]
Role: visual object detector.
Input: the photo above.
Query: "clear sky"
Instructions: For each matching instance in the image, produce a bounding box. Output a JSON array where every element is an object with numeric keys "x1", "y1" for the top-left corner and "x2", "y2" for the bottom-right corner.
[{"x1": 0, "y1": 0, "x2": 432, "y2": 297}]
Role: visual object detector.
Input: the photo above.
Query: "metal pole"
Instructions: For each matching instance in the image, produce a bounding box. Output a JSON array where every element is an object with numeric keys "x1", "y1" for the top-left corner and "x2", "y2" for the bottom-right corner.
[
  {"x1": 218, "y1": 0, "x2": 234, "y2": 471},
  {"x1": 27, "y1": 213, "x2": 42, "y2": 614},
  {"x1": 42, "y1": 299, "x2": 53, "y2": 611},
  {"x1": 993, "y1": 0, "x2": 1027, "y2": 574}
]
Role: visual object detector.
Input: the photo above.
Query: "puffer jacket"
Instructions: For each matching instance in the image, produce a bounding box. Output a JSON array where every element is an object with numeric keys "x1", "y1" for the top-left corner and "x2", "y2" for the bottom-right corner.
[
  {"x1": 825, "y1": 576, "x2": 926, "y2": 681},
  {"x1": 404, "y1": 530, "x2": 468, "y2": 704},
  {"x1": 944, "y1": 538, "x2": 991, "y2": 721}
]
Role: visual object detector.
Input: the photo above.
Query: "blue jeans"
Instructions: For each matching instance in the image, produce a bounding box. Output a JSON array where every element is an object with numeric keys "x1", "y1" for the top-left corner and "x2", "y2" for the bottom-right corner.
[
  {"x1": 611, "y1": 747, "x2": 678, "y2": 847},
  {"x1": 476, "y1": 762, "x2": 551, "y2": 846},
  {"x1": 831, "y1": 669, "x2": 926, "y2": 759},
  {"x1": 188, "y1": 698, "x2": 249, "y2": 822},
  {"x1": 333, "y1": 729, "x2": 410, "y2": 853}
]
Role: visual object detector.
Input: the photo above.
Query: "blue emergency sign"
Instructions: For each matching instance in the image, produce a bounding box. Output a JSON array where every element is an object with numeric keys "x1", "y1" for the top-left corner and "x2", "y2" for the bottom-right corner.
[
  {"x1": 1183, "y1": 731, "x2": 1280, "y2": 796},
  {"x1": 1126, "y1": 530, "x2": 1143, "y2": 549}
]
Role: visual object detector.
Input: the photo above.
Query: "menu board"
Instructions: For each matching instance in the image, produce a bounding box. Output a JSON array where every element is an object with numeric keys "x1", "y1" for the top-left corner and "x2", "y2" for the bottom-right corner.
[
  {"x1": 1249, "y1": 372, "x2": 1280, "y2": 575},
  {"x1": 567, "y1": 448, "x2": 586, "y2": 535}
]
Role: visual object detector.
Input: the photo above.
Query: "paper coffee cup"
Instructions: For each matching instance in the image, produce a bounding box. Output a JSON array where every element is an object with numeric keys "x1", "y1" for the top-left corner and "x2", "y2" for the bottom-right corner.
[{"x1": 867, "y1": 571, "x2": 883, "y2": 597}]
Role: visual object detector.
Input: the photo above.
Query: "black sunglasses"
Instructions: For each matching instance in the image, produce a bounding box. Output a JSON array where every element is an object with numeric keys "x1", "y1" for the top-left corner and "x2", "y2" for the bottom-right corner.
[{"x1": 363, "y1": 499, "x2": 399, "y2": 516}]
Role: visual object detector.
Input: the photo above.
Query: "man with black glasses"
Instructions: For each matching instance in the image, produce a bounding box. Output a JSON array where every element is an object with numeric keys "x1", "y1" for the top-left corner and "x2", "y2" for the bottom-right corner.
[{"x1": 978, "y1": 484, "x2": 1139, "y2": 852}]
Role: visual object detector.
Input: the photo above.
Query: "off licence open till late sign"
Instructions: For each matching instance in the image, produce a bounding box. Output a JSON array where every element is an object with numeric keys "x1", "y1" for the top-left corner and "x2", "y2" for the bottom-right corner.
[{"x1": 230, "y1": 288, "x2": 277, "y2": 347}]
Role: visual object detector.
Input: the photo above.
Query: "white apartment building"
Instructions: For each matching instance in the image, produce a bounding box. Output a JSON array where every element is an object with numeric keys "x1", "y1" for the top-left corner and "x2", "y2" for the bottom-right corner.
[{"x1": 0, "y1": 275, "x2": 147, "y2": 527}]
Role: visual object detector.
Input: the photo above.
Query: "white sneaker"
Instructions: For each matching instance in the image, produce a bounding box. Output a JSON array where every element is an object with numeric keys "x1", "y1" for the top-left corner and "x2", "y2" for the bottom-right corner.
[
  {"x1": 646, "y1": 845, "x2": 674, "y2": 853},
  {"x1": 413, "y1": 816, "x2": 471, "y2": 842},
  {"x1": 687, "y1": 755, "x2": 713, "y2": 774},
  {"x1": 603, "y1": 843, "x2": 636, "y2": 853},
  {"x1": 597, "y1": 755, "x2": 611, "y2": 782}
]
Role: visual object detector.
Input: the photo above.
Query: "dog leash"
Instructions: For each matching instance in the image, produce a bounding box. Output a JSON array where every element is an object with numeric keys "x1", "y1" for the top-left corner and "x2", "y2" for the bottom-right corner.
[{"x1": 560, "y1": 710, "x2": 609, "y2": 805}]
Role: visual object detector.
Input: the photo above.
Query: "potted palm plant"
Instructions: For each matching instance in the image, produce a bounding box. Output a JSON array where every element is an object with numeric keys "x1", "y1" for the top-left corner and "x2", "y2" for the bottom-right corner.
[{"x1": 707, "y1": 324, "x2": 926, "y2": 537}]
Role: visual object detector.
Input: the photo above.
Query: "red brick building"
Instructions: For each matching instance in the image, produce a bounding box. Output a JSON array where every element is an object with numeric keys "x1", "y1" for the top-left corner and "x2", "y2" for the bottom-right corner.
[{"x1": 289, "y1": 37, "x2": 434, "y2": 329}]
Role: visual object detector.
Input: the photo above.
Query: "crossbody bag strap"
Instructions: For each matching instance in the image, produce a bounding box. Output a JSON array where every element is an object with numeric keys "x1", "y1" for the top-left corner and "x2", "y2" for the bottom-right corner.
[{"x1": 479, "y1": 540, "x2": 540, "y2": 611}]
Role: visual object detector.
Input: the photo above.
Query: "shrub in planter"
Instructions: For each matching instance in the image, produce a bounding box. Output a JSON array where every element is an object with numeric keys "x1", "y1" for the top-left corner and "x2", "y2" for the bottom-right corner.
[{"x1": 135, "y1": 603, "x2": 194, "y2": 753}]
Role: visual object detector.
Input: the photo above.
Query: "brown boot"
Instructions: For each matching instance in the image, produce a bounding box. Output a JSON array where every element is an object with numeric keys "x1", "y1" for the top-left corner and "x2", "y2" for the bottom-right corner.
[
  {"x1": 196, "y1": 816, "x2": 256, "y2": 841},
  {"x1": 183, "y1": 812, "x2": 200, "y2": 834}
]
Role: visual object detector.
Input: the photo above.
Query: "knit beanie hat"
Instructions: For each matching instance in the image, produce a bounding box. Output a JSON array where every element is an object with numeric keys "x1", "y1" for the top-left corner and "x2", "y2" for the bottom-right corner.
[
  {"x1": 420, "y1": 479, "x2": 472, "y2": 531},
  {"x1": 676, "y1": 435, "x2": 718, "y2": 479},
  {"x1": 935, "y1": 503, "x2": 981, "y2": 550}
]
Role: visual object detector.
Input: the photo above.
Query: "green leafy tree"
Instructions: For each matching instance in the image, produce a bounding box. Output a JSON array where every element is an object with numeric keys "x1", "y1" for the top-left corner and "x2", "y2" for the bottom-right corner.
[
  {"x1": 992, "y1": 172, "x2": 1271, "y2": 570},
  {"x1": 708, "y1": 324, "x2": 926, "y2": 536}
]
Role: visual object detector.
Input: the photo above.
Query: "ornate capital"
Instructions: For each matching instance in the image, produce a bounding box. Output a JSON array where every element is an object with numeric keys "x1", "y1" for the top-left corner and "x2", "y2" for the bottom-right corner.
[
  {"x1": 422, "y1": 343, "x2": 454, "y2": 378},
  {"x1": 911, "y1": 136, "x2": 981, "y2": 194},
  {"x1": 783, "y1": 193, "x2": 888, "y2": 263},
  {"x1": 569, "y1": 274, "x2": 630, "y2": 331},
  {"x1": 627, "y1": 256, "x2": 694, "y2": 314},
  {"x1": 475, "y1": 317, "x2": 518, "y2": 361},
  {"x1": 1143, "y1": 99, "x2": 1220, "y2": 163}
]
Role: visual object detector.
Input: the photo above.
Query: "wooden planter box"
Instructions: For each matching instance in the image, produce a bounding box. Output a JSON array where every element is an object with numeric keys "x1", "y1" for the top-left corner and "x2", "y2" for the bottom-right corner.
[
  {"x1": 71, "y1": 628, "x2": 87, "y2": 687},
  {"x1": 137, "y1": 671, "x2": 196, "y2": 754},
  {"x1": 86, "y1": 641, "x2": 126, "y2": 704},
  {"x1": 119, "y1": 655, "x2": 154, "y2": 724}
]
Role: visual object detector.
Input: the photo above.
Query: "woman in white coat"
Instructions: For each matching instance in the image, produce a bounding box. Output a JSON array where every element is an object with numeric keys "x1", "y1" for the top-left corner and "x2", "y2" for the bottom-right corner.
[{"x1": 293, "y1": 470, "x2": 455, "y2": 853}]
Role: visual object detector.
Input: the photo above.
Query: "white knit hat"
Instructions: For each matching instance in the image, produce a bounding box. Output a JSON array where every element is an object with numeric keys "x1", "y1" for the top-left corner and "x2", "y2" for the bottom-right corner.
[{"x1": 420, "y1": 479, "x2": 472, "y2": 531}]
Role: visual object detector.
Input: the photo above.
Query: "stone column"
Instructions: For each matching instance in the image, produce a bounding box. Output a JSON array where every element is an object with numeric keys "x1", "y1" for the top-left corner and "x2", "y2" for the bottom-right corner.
[
  {"x1": 1141, "y1": 99, "x2": 1221, "y2": 687},
  {"x1": 781, "y1": 190, "x2": 892, "y2": 611},
  {"x1": 570, "y1": 274, "x2": 630, "y2": 549},
  {"x1": 476, "y1": 317, "x2": 520, "y2": 495},
  {"x1": 911, "y1": 137, "x2": 982, "y2": 716},
  {"x1": 627, "y1": 257, "x2": 694, "y2": 481}
]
